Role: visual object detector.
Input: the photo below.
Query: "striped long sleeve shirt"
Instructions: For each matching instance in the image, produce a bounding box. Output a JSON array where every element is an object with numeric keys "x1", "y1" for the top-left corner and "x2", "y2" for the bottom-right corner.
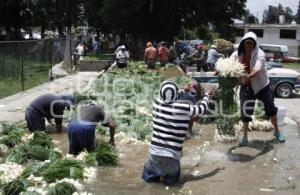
[{"x1": 149, "y1": 95, "x2": 209, "y2": 160}]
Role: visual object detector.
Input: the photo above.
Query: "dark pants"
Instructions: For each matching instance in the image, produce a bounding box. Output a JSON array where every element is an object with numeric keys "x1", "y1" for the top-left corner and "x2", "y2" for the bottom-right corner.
[
  {"x1": 142, "y1": 154, "x2": 180, "y2": 185},
  {"x1": 25, "y1": 106, "x2": 45, "y2": 131},
  {"x1": 197, "y1": 62, "x2": 208, "y2": 72},
  {"x1": 206, "y1": 63, "x2": 215, "y2": 71},
  {"x1": 67, "y1": 120, "x2": 96, "y2": 155},
  {"x1": 146, "y1": 59, "x2": 156, "y2": 69},
  {"x1": 117, "y1": 63, "x2": 127, "y2": 68},
  {"x1": 160, "y1": 60, "x2": 167, "y2": 67},
  {"x1": 240, "y1": 84, "x2": 278, "y2": 122}
]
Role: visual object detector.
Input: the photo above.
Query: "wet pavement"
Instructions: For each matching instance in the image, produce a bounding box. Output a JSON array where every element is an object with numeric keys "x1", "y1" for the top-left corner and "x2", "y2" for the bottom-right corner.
[
  {"x1": 0, "y1": 72, "x2": 99, "y2": 123},
  {"x1": 48, "y1": 119, "x2": 300, "y2": 195}
]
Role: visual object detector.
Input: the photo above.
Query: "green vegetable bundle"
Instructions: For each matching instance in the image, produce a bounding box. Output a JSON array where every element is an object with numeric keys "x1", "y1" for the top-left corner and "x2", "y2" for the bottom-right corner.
[
  {"x1": 1, "y1": 179, "x2": 28, "y2": 195},
  {"x1": 20, "y1": 162, "x2": 51, "y2": 179},
  {"x1": 28, "y1": 132, "x2": 53, "y2": 149},
  {"x1": 85, "y1": 141, "x2": 118, "y2": 167},
  {"x1": 81, "y1": 61, "x2": 193, "y2": 141},
  {"x1": 41, "y1": 159, "x2": 83, "y2": 182},
  {"x1": 0, "y1": 122, "x2": 27, "y2": 136},
  {"x1": 48, "y1": 182, "x2": 76, "y2": 195},
  {"x1": 6, "y1": 144, "x2": 50, "y2": 164},
  {"x1": 0, "y1": 123, "x2": 27, "y2": 148},
  {"x1": 216, "y1": 115, "x2": 238, "y2": 136}
]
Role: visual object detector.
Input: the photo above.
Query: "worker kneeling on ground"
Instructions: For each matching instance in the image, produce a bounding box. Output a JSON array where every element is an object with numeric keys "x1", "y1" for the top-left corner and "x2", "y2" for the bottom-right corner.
[
  {"x1": 25, "y1": 93, "x2": 75, "y2": 132},
  {"x1": 67, "y1": 101, "x2": 115, "y2": 155},
  {"x1": 142, "y1": 80, "x2": 213, "y2": 185}
]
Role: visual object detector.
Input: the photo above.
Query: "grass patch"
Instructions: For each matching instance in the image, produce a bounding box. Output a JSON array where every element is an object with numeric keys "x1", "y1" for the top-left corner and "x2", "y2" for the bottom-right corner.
[
  {"x1": 282, "y1": 63, "x2": 300, "y2": 70},
  {"x1": 0, "y1": 54, "x2": 50, "y2": 98},
  {"x1": 83, "y1": 53, "x2": 114, "y2": 61},
  {"x1": 0, "y1": 68, "x2": 48, "y2": 99}
]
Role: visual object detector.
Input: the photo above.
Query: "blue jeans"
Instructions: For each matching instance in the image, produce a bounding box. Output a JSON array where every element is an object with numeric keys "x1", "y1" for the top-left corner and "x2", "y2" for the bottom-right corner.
[
  {"x1": 142, "y1": 154, "x2": 180, "y2": 185},
  {"x1": 67, "y1": 119, "x2": 96, "y2": 155},
  {"x1": 25, "y1": 106, "x2": 45, "y2": 131}
]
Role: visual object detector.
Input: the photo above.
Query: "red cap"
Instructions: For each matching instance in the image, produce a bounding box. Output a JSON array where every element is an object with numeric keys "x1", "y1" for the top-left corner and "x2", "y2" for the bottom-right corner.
[{"x1": 197, "y1": 45, "x2": 203, "y2": 49}]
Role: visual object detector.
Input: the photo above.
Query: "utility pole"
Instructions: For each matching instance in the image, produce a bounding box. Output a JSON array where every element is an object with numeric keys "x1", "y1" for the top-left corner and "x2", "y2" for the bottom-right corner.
[{"x1": 67, "y1": 0, "x2": 73, "y2": 71}]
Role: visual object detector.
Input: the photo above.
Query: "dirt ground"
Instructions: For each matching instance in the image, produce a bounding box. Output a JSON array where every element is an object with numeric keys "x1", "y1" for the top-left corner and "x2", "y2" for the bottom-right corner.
[{"x1": 0, "y1": 72, "x2": 300, "y2": 195}]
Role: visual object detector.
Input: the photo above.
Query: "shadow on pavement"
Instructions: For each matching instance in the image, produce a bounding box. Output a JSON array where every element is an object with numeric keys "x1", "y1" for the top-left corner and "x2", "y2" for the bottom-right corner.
[
  {"x1": 287, "y1": 93, "x2": 300, "y2": 99},
  {"x1": 227, "y1": 140, "x2": 275, "y2": 162},
  {"x1": 177, "y1": 167, "x2": 225, "y2": 186}
]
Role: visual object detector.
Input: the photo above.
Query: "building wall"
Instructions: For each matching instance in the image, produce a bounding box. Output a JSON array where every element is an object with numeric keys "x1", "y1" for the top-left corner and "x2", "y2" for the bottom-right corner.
[{"x1": 235, "y1": 24, "x2": 300, "y2": 57}]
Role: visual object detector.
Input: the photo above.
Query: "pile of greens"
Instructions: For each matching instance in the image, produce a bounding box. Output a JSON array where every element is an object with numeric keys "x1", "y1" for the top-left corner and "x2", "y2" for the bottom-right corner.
[
  {"x1": 80, "y1": 61, "x2": 192, "y2": 141},
  {"x1": 6, "y1": 131, "x2": 58, "y2": 164},
  {"x1": 41, "y1": 159, "x2": 84, "y2": 182},
  {"x1": 216, "y1": 77, "x2": 239, "y2": 137},
  {"x1": 0, "y1": 124, "x2": 86, "y2": 195},
  {"x1": 48, "y1": 182, "x2": 76, "y2": 195},
  {"x1": 0, "y1": 123, "x2": 27, "y2": 149},
  {"x1": 85, "y1": 141, "x2": 118, "y2": 167}
]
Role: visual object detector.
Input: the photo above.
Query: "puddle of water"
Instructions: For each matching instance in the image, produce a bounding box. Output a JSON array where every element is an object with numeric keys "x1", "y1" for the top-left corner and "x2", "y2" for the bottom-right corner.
[
  {"x1": 47, "y1": 121, "x2": 300, "y2": 194},
  {"x1": 49, "y1": 131, "x2": 179, "y2": 194}
]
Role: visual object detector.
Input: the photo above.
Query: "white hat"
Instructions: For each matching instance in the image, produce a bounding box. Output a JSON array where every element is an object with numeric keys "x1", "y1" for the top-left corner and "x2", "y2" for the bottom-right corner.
[{"x1": 211, "y1": 45, "x2": 216, "y2": 49}]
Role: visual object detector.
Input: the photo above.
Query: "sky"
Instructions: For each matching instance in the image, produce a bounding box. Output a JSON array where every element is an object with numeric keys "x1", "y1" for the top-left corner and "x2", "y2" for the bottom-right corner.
[{"x1": 246, "y1": 0, "x2": 299, "y2": 22}]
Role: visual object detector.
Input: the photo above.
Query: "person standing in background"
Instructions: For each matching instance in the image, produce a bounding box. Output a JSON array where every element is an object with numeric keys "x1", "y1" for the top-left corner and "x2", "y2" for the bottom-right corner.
[
  {"x1": 144, "y1": 42, "x2": 157, "y2": 69},
  {"x1": 206, "y1": 45, "x2": 223, "y2": 71},
  {"x1": 158, "y1": 42, "x2": 169, "y2": 67}
]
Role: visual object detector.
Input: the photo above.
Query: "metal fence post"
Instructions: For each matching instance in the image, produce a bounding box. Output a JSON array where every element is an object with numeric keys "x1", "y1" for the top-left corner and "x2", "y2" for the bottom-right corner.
[
  {"x1": 50, "y1": 39, "x2": 53, "y2": 80},
  {"x1": 21, "y1": 42, "x2": 24, "y2": 91},
  {"x1": 70, "y1": 36, "x2": 73, "y2": 72}
]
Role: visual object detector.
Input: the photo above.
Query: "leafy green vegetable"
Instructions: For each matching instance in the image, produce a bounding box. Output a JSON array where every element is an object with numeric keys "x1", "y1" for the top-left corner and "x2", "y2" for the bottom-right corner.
[
  {"x1": 0, "y1": 134, "x2": 22, "y2": 148},
  {"x1": 49, "y1": 150, "x2": 62, "y2": 161},
  {"x1": 41, "y1": 159, "x2": 83, "y2": 182},
  {"x1": 20, "y1": 162, "x2": 50, "y2": 179},
  {"x1": 6, "y1": 144, "x2": 50, "y2": 164},
  {"x1": 81, "y1": 61, "x2": 173, "y2": 141},
  {"x1": 28, "y1": 132, "x2": 53, "y2": 149},
  {"x1": 0, "y1": 122, "x2": 27, "y2": 136},
  {"x1": 85, "y1": 141, "x2": 118, "y2": 167},
  {"x1": 1, "y1": 179, "x2": 27, "y2": 195},
  {"x1": 48, "y1": 182, "x2": 76, "y2": 195}
]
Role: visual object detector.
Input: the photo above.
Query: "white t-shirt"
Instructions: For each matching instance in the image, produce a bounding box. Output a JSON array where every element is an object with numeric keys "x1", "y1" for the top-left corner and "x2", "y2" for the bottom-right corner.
[{"x1": 76, "y1": 45, "x2": 84, "y2": 56}]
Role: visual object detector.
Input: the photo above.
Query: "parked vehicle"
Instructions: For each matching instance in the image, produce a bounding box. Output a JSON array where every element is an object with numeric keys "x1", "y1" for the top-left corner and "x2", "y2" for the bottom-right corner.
[
  {"x1": 186, "y1": 39, "x2": 204, "y2": 53},
  {"x1": 187, "y1": 66, "x2": 300, "y2": 98},
  {"x1": 258, "y1": 44, "x2": 300, "y2": 63},
  {"x1": 267, "y1": 61, "x2": 283, "y2": 68}
]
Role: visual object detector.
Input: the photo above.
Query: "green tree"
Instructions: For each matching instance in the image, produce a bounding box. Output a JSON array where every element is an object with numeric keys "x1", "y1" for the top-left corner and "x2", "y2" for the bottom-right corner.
[
  {"x1": 296, "y1": 1, "x2": 300, "y2": 24},
  {"x1": 263, "y1": 5, "x2": 278, "y2": 23},
  {"x1": 244, "y1": 9, "x2": 259, "y2": 24},
  {"x1": 284, "y1": 7, "x2": 295, "y2": 24},
  {"x1": 0, "y1": 0, "x2": 24, "y2": 40},
  {"x1": 263, "y1": 4, "x2": 294, "y2": 24},
  {"x1": 89, "y1": 0, "x2": 246, "y2": 42},
  {"x1": 0, "y1": 0, "x2": 84, "y2": 40}
]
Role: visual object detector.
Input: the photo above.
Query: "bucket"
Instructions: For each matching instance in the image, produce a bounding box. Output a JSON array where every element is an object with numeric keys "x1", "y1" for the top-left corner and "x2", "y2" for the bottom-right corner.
[{"x1": 277, "y1": 106, "x2": 286, "y2": 126}]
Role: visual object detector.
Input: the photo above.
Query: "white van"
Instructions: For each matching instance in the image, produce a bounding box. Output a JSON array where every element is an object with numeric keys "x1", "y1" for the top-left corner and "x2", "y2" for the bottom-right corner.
[{"x1": 258, "y1": 44, "x2": 289, "y2": 62}]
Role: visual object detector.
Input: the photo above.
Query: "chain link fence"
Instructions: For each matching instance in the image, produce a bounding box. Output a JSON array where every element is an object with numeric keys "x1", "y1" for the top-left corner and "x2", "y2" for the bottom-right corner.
[{"x1": 0, "y1": 38, "x2": 68, "y2": 98}]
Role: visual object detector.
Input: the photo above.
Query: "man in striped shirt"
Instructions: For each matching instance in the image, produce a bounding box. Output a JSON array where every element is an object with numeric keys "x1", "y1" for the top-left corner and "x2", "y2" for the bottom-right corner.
[{"x1": 142, "y1": 80, "x2": 212, "y2": 185}]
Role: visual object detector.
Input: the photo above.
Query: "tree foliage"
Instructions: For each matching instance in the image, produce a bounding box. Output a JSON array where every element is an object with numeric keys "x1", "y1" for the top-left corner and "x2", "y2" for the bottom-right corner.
[
  {"x1": 84, "y1": 0, "x2": 246, "y2": 41},
  {"x1": 0, "y1": 0, "x2": 85, "y2": 40},
  {"x1": 0, "y1": 0, "x2": 246, "y2": 41},
  {"x1": 263, "y1": 3, "x2": 295, "y2": 24},
  {"x1": 296, "y1": 1, "x2": 300, "y2": 24}
]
